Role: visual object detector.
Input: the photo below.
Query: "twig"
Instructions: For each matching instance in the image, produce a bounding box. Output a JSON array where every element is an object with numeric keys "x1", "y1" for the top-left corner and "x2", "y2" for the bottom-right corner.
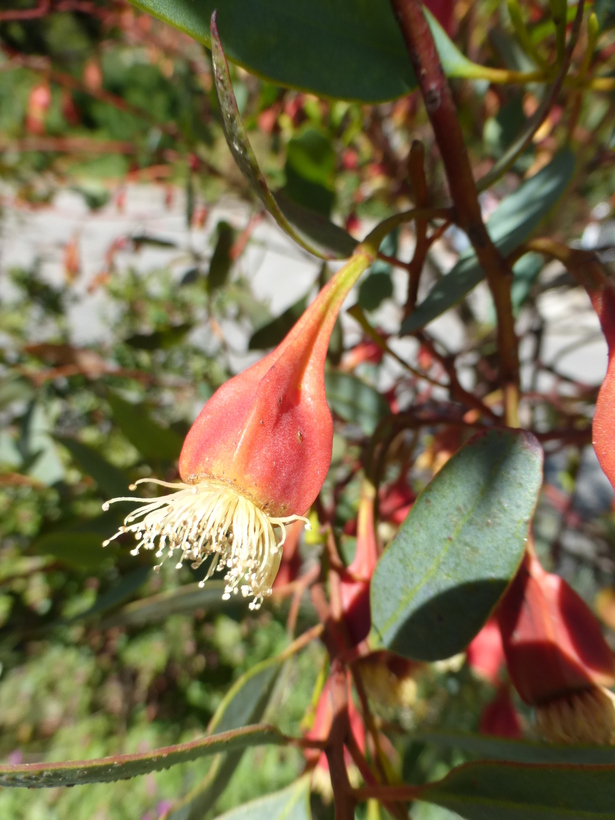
[{"x1": 389, "y1": 0, "x2": 520, "y2": 426}]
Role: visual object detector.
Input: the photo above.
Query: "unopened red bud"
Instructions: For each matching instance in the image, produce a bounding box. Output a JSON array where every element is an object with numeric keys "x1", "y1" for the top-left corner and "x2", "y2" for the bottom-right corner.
[
  {"x1": 340, "y1": 480, "x2": 379, "y2": 645},
  {"x1": 589, "y1": 287, "x2": 615, "y2": 489},
  {"x1": 479, "y1": 687, "x2": 522, "y2": 739},
  {"x1": 466, "y1": 618, "x2": 505, "y2": 686},
  {"x1": 498, "y1": 552, "x2": 615, "y2": 706},
  {"x1": 104, "y1": 249, "x2": 376, "y2": 607}
]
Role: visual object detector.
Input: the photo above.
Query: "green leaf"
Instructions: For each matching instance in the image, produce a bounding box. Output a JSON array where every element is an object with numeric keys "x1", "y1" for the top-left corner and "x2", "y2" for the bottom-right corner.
[
  {"x1": 31, "y1": 532, "x2": 109, "y2": 570},
  {"x1": 107, "y1": 392, "x2": 183, "y2": 462},
  {"x1": 249, "y1": 292, "x2": 309, "y2": 350},
  {"x1": 402, "y1": 150, "x2": 575, "y2": 334},
  {"x1": 124, "y1": 323, "x2": 193, "y2": 351},
  {"x1": 214, "y1": 776, "x2": 312, "y2": 820},
  {"x1": 165, "y1": 651, "x2": 286, "y2": 819},
  {"x1": 71, "y1": 567, "x2": 152, "y2": 622},
  {"x1": 32, "y1": 514, "x2": 119, "y2": 570},
  {"x1": 510, "y1": 252, "x2": 544, "y2": 315},
  {"x1": 419, "y1": 730, "x2": 615, "y2": 765},
  {"x1": 130, "y1": 0, "x2": 480, "y2": 103},
  {"x1": 358, "y1": 228, "x2": 397, "y2": 312},
  {"x1": 595, "y1": 0, "x2": 615, "y2": 30},
  {"x1": 55, "y1": 435, "x2": 130, "y2": 498},
  {"x1": 208, "y1": 221, "x2": 236, "y2": 292},
  {"x1": 284, "y1": 125, "x2": 336, "y2": 217},
  {"x1": 419, "y1": 759, "x2": 615, "y2": 819},
  {"x1": 100, "y1": 581, "x2": 237, "y2": 629},
  {"x1": 369, "y1": 429, "x2": 543, "y2": 661},
  {"x1": 0, "y1": 374, "x2": 35, "y2": 410},
  {"x1": 20, "y1": 403, "x2": 64, "y2": 486},
  {"x1": 210, "y1": 13, "x2": 356, "y2": 260},
  {"x1": 0, "y1": 725, "x2": 284, "y2": 788},
  {"x1": 325, "y1": 372, "x2": 390, "y2": 436}
]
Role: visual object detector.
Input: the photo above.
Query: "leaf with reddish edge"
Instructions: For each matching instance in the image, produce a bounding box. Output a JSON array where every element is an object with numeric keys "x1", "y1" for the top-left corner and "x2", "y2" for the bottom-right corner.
[
  {"x1": 417, "y1": 730, "x2": 615, "y2": 764},
  {"x1": 369, "y1": 429, "x2": 543, "y2": 662},
  {"x1": 0, "y1": 725, "x2": 284, "y2": 788},
  {"x1": 418, "y1": 758, "x2": 615, "y2": 819},
  {"x1": 210, "y1": 13, "x2": 356, "y2": 261}
]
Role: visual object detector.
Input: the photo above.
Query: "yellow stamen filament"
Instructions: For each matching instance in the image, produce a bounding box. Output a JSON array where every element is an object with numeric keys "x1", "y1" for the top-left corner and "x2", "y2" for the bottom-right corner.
[
  {"x1": 536, "y1": 687, "x2": 615, "y2": 745},
  {"x1": 102, "y1": 478, "x2": 309, "y2": 610}
]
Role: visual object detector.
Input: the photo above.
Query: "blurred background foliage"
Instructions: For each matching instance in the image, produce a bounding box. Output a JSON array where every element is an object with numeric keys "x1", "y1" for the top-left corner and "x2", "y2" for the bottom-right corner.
[{"x1": 1, "y1": 0, "x2": 615, "y2": 817}]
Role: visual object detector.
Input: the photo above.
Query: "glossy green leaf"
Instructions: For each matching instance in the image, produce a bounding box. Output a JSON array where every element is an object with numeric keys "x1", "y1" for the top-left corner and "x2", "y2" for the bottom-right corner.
[
  {"x1": 107, "y1": 392, "x2": 183, "y2": 462},
  {"x1": 369, "y1": 429, "x2": 543, "y2": 661},
  {"x1": 214, "y1": 776, "x2": 312, "y2": 820},
  {"x1": 210, "y1": 15, "x2": 356, "y2": 260},
  {"x1": 419, "y1": 730, "x2": 615, "y2": 765},
  {"x1": 325, "y1": 372, "x2": 390, "y2": 436},
  {"x1": 165, "y1": 650, "x2": 286, "y2": 819},
  {"x1": 420, "y1": 759, "x2": 615, "y2": 819},
  {"x1": 249, "y1": 292, "x2": 309, "y2": 350},
  {"x1": 55, "y1": 435, "x2": 130, "y2": 498},
  {"x1": 130, "y1": 0, "x2": 480, "y2": 103},
  {"x1": 402, "y1": 150, "x2": 575, "y2": 334},
  {"x1": 0, "y1": 725, "x2": 283, "y2": 788}
]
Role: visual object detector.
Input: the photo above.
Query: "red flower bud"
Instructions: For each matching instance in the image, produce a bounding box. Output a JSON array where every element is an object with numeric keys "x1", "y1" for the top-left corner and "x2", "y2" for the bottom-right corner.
[
  {"x1": 479, "y1": 687, "x2": 522, "y2": 739},
  {"x1": 498, "y1": 551, "x2": 615, "y2": 743},
  {"x1": 589, "y1": 286, "x2": 615, "y2": 489},
  {"x1": 104, "y1": 250, "x2": 375, "y2": 607},
  {"x1": 340, "y1": 480, "x2": 379, "y2": 645},
  {"x1": 466, "y1": 618, "x2": 505, "y2": 686}
]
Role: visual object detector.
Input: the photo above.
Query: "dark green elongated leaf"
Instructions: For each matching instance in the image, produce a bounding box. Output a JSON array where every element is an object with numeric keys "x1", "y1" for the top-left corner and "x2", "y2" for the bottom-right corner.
[
  {"x1": 165, "y1": 649, "x2": 286, "y2": 819},
  {"x1": 100, "y1": 581, "x2": 237, "y2": 629},
  {"x1": 419, "y1": 759, "x2": 615, "y2": 819},
  {"x1": 214, "y1": 776, "x2": 312, "y2": 820},
  {"x1": 208, "y1": 221, "x2": 236, "y2": 292},
  {"x1": 419, "y1": 731, "x2": 615, "y2": 765},
  {"x1": 325, "y1": 372, "x2": 390, "y2": 436},
  {"x1": 369, "y1": 429, "x2": 543, "y2": 661},
  {"x1": 32, "y1": 513, "x2": 120, "y2": 569},
  {"x1": 55, "y1": 435, "x2": 129, "y2": 498},
  {"x1": 510, "y1": 252, "x2": 544, "y2": 315},
  {"x1": 71, "y1": 567, "x2": 152, "y2": 622},
  {"x1": 595, "y1": 0, "x2": 615, "y2": 30},
  {"x1": 124, "y1": 323, "x2": 193, "y2": 351},
  {"x1": 249, "y1": 292, "x2": 309, "y2": 350},
  {"x1": 210, "y1": 14, "x2": 356, "y2": 260},
  {"x1": 402, "y1": 150, "x2": 575, "y2": 334},
  {"x1": 0, "y1": 724, "x2": 284, "y2": 788},
  {"x1": 107, "y1": 392, "x2": 183, "y2": 462},
  {"x1": 130, "y1": 0, "x2": 481, "y2": 103},
  {"x1": 358, "y1": 271, "x2": 394, "y2": 312},
  {"x1": 358, "y1": 227, "x2": 398, "y2": 312},
  {"x1": 284, "y1": 125, "x2": 336, "y2": 217}
]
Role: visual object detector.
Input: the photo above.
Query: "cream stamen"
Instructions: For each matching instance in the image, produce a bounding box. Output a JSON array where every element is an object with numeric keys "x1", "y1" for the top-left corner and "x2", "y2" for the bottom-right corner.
[{"x1": 103, "y1": 479, "x2": 309, "y2": 608}]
